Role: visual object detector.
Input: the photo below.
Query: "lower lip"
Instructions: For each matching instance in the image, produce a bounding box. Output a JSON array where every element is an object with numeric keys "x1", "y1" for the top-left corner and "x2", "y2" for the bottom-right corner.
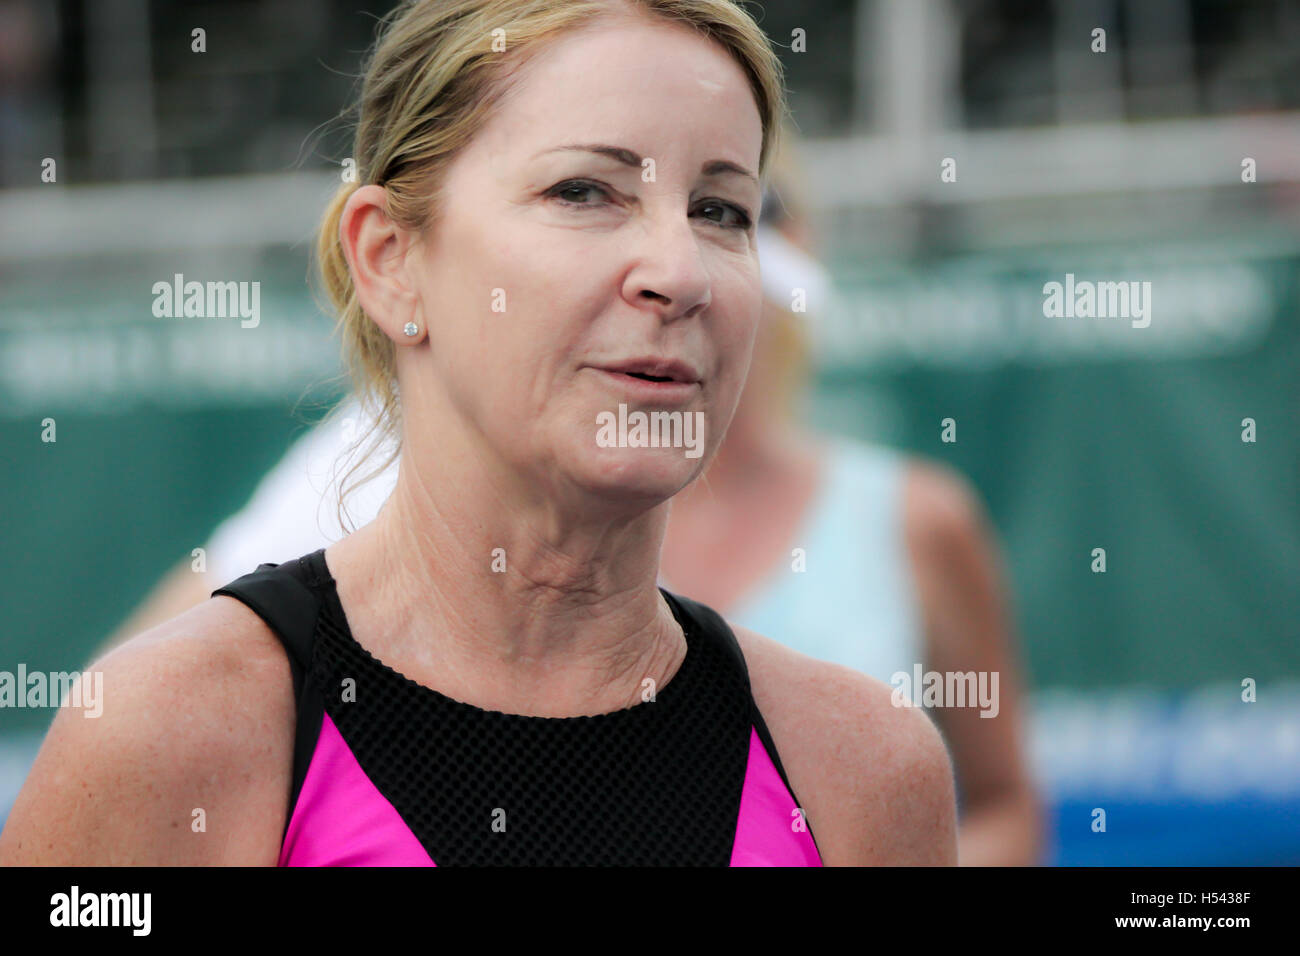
[{"x1": 591, "y1": 368, "x2": 700, "y2": 400}]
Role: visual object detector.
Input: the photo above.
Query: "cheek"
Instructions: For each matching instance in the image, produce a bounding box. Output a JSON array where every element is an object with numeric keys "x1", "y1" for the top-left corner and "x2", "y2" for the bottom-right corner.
[
  {"x1": 421, "y1": 225, "x2": 539, "y2": 355},
  {"x1": 719, "y1": 277, "x2": 764, "y2": 362},
  {"x1": 731, "y1": 293, "x2": 765, "y2": 385}
]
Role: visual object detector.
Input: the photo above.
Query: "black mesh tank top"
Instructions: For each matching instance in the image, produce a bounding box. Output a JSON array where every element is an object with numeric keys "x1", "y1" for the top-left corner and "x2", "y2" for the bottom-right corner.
[{"x1": 212, "y1": 548, "x2": 823, "y2": 866}]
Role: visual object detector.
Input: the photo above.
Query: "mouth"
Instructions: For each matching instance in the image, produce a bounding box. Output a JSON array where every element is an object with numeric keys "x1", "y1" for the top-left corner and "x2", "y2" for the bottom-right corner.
[
  {"x1": 592, "y1": 357, "x2": 702, "y2": 385},
  {"x1": 588, "y1": 367, "x2": 701, "y2": 401}
]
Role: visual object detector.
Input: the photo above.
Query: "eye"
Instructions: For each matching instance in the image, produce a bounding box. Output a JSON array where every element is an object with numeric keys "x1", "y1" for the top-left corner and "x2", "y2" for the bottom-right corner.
[
  {"x1": 694, "y1": 200, "x2": 753, "y2": 231},
  {"x1": 547, "y1": 179, "x2": 611, "y2": 208},
  {"x1": 546, "y1": 181, "x2": 752, "y2": 231}
]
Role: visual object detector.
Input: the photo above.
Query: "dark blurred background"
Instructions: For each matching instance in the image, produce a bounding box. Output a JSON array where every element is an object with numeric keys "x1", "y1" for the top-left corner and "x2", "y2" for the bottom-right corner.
[{"x1": 1, "y1": 0, "x2": 1297, "y2": 864}]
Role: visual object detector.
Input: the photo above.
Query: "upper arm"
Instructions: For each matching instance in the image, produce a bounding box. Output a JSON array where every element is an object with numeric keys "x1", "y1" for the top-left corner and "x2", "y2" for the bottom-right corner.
[
  {"x1": 819, "y1": 669, "x2": 959, "y2": 865},
  {"x1": 0, "y1": 598, "x2": 294, "y2": 866},
  {"x1": 902, "y1": 461, "x2": 1040, "y2": 813},
  {"x1": 733, "y1": 625, "x2": 958, "y2": 866},
  {"x1": 902, "y1": 461, "x2": 1013, "y2": 652}
]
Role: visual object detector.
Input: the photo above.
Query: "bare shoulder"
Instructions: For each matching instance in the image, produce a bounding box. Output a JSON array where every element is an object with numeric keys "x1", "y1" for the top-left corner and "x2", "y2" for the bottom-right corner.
[
  {"x1": 902, "y1": 458, "x2": 991, "y2": 550},
  {"x1": 0, "y1": 596, "x2": 294, "y2": 865},
  {"x1": 730, "y1": 622, "x2": 958, "y2": 865},
  {"x1": 900, "y1": 458, "x2": 1011, "y2": 655}
]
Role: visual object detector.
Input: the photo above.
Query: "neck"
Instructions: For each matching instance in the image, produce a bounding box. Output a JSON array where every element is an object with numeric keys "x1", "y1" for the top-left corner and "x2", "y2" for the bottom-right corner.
[{"x1": 327, "y1": 403, "x2": 686, "y2": 718}]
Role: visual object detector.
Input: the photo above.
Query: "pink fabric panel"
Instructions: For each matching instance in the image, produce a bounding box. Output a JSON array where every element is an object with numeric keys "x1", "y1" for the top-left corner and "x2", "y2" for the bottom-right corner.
[
  {"x1": 279, "y1": 711, "x2": 435, "y2": 866},
  {"x1": 730, "y1": 726, "x2": 823, "y2": 866}
]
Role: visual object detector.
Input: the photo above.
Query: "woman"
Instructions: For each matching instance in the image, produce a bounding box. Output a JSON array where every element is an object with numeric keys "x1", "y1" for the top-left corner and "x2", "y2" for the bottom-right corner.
[{"x1": 0, "y1": 0, "x2": 956, "y2": 866}]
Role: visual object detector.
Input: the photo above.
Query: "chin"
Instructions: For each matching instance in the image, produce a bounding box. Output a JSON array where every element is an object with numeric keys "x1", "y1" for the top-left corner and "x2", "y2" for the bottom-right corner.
[{"x1": 575, "y1": 444, "x2": 704, "y2": 503}]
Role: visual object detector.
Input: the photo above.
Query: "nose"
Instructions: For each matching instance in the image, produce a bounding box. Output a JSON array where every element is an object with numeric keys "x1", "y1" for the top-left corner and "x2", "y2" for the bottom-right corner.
[{"x1": 620, "y1": 213, "x2": 713, "y2": 321}]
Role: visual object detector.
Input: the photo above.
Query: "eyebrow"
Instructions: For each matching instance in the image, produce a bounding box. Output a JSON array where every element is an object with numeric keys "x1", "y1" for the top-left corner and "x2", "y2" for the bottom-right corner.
[{"x1": 538, "y1": 143, "x2": 758, "y2": 186}]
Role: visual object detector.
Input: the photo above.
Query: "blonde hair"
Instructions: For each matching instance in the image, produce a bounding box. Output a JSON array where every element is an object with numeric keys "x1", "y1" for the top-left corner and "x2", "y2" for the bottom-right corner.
[
  {"x1": 312, "y1": 0, "x2": 789, "y2": 530},
  {"x1": 759, "y1": 126, "x2": 818, "y2": 422}
]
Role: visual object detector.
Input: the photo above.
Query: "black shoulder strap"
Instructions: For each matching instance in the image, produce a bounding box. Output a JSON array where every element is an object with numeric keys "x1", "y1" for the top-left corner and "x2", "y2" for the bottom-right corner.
[
  {"x1": 211, "y1": 558, "x2": 320, "y2": 681},
  {"x1": 660, "y1": 587, "x2": 824, "y2": 859},
  {"x1": 661, "y1": 588, "x2": 749, "y2": 677},
  {"x1": 211, "y1": 552, "x2": 328, "y2": 845}
]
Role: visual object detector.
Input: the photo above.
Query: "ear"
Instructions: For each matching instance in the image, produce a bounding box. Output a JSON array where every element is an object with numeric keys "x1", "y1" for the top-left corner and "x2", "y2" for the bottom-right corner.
[{"x1": 339, "y1": 185, "x2": 425, "y2": 344}]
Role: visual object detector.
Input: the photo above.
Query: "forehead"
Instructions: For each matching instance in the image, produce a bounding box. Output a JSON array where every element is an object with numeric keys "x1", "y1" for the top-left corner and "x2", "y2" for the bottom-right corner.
[{"x1": 476, "y1": 15, "x2": 763, "y2": 175}]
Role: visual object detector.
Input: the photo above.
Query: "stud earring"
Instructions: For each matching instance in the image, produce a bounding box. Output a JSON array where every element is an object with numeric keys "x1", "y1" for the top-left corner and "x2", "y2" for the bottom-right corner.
[{"x1": 403, "y1": 322, "x2": 419, "y2": 337}]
